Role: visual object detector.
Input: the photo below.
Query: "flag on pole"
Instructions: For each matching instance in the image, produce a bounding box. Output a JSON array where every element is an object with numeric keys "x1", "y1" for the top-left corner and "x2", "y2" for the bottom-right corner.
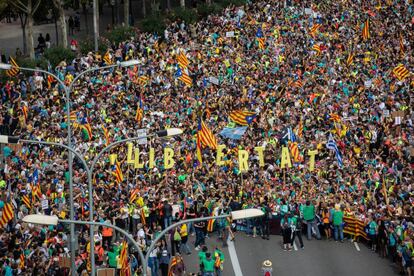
[
  {"x1": 197, "y1": 119, "x2": 218, "y2": 149},
  {"x1": 136, "y1": 96, "x2": 144, "y2": 123},
  {"x1": 129, "y1": 189, "x2": 139, "y2": 204},
  {"x1": 119, "y1": 241, "x2": 131, "y2": 276},
  {"x1": 256, "y1": 27, "x2": 265, "y2": 50},
  {"x1": 167, "y1": 256, "x2": 178, "y2": 276},
  {"x1": 229, "y1": 110, "x2": 256, "y2": 126},
  {"x1": 289, "y1": 142, "x2": 301, "y2": 162},
  {"x1": 326, "y1": 133, "x2": 343, "y2": 167},
  {"x1": 103, "y1": 51, "x2": 113, "y2": 65},
  {"x1": 112, "y1": 161, "x2": 124, "y2": 183},
  {"x1": 175, "y1": 68, "x2": 192, "y2": 87},
  {"x1": 81, "y1": 123, "x2": 93, "y2": 141},
  {"x1": 393, "y1": 64, "x2": 410, "y2": 81},
  {"x1": 0, "y1": 203, "x2": 14, "y2": 227},
  {"x1": 177, "y1": 50, "x2": 190, "y2": 69},
  {"x1": 102, "y1": 125, "x2": 110, "y2": 146},
  {"x1": 137, "y1": 75, "x2": 149, "y2": 86},
  {"x1": 309, "y1": 24, "x2": 321, "y2": 37},
  {"x1": 346, "y1": 52, "x2": 354, "y2": 66},
  {"x1": 22, "y1": 195, "x2": 31, "y2": 209},
  {"x1": 5, "y1": 57, "x2": 19, "y2": 77},
  {"x1": 312, "y1": 44, "x2": 321, "y2": 56},
  {"x1": 196, "y1": 119, "x2": 203, "y2": 167},
  {"x1": 362, "y1": 19, "x2": 370, "y2": 41}
]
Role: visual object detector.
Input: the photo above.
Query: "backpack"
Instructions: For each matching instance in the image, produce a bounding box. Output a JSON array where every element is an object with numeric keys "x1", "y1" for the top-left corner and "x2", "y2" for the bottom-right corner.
[{"x1": 174, "y1": 229, "x2": 182, "y2": 241}]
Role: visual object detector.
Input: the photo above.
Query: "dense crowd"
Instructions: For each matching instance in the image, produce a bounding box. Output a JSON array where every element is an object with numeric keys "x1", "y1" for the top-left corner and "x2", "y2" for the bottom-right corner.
[{"x1": 0, "y1": 0, "x2": 414, "y2": 275}]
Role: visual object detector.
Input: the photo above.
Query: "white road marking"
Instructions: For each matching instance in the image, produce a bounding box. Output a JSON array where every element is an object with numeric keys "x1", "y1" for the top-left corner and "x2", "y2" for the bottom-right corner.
[
  {"x1": 354, "y1": 242, "x2": 360, "y2": 251},
  {"x1": 293, "y1": 241, "x2": 298, "y2": 251},
  {"x1": 228, "y1": 236, "x2": 243, "y2": 276}
]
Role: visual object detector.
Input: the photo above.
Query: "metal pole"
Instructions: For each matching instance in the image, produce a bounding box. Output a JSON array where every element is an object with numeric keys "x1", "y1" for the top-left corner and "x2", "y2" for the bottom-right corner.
[
  {"x1": 59, "y1": 219, "x2": 145, "y2": 269},
  {"x1": 93, "y1": 0, "x2": 99, "y2": 51},
  {"x1": 143, "y1": 214, "x2": 230, "y2": 276}
]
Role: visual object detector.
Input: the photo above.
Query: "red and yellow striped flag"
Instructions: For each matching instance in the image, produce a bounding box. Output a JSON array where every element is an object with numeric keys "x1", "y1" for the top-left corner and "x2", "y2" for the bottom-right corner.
[
  {"x1": 346, "y1": 52, "x2": 354, "y2": 66},
  {"x1": 112, "y1": 161, "x2": 124, "y2": 183},
  {"x1": 0, "y1": 203, "x2": 14, "y2": 227},
  {"x1": 119, "y1": 241, "x2": 131, "y2": 276},
  {"x1": 362, "y1": 19, "x2": 370, "y2": 41},
  {"x1": 197, "y1": 120, "x2": 218, "y2": 150},
  {"x1": 22, "y1": 195, "x2": 31, "y2": 209},
  {"x1": 129, "y1": 189, "x2": 139, "y2": 204},
  {"x1": 312, "y1": 44, "x2": 321, "y2": 56},
  {"x1": 177, "y1": 51, "x2": 190, "y2": 69},
  {"x1": 393, "y1": 64, "x2": 410, "y2": 81},
  {"x1": 289, "y1": 142, "x2": 301, "y2": 162},
  {"x1": 399, "y1": 33, "x2": 404, "y2": 57},
  {"x1": 5, "y1": 57, "x2": 19, "y2": 77},
  {"x1": 137, "y1": 75, "x2": 149, "y2": 86},
  {"x1": 102, "y1": 125, "x2": 110, "y2": 146},
  {"x1": 309, "y1": 24, "x2": 321, "y2": 37}
]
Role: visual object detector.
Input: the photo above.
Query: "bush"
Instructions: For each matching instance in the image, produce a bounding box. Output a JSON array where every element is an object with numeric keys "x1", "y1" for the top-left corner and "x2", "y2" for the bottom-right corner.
[
  {"x1": 197, "y1": 3, "x2": 223, "y2": 18},
  {"x1": 139, "y1": 15, "x2": 166, "y2": 35},
  {"x1": 104, "y1": 26, "x2": 136, "y2": 45},
  {"x1": 168, "y1": 7, "x2": 199, "y2": 24},
  {"x1": 43, "y1": 46, "x2": 76, "y2": 67},
  {"x1": 16, "y1": 57, "x2": 49, "y2": 71},
  {"x1": 79, "y1": 38, "x2": 108, "y2": 55}
]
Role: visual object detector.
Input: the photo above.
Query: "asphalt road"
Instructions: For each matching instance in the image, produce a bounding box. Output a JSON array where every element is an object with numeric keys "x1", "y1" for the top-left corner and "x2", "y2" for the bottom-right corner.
[{"x1": 183, "y1": 232, "x2": 399, "y2": 276}]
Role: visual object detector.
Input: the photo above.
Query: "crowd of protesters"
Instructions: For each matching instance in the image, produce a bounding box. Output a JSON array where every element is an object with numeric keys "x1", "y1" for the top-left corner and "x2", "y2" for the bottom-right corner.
[{"x1": 0, "y1": 0, "x2": 414, "y2": 275}]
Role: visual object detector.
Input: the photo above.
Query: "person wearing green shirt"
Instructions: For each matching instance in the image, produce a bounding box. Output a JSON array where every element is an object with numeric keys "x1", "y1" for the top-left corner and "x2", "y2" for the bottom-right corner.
[
  {"x1": 368, "y1": 216, "x2": 378, "y2": 251},
  {"x1": 303, "y1": 200, "x2": 321, "y2": 240},
  {"x1": 198, "y1": 246, "x2": 208, "y2": 273},
  {"x1": 332, "y1": 204, "x2": 344, "y2": 242},
  {"x1": 107, "y1": 246, "x2": 118, "y2": 268},
  {"x1": 202, "y1": 252, "x2": 215, "y2": 276}
]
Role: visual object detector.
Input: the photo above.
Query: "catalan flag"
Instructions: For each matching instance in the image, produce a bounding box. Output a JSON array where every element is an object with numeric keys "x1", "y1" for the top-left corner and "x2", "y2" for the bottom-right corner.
[
  {"x1": 5, "y1": 57, "x2": 19, "y2": 77},
  {"x1": 362, "y1": 19, "x2": 370, "y2": 41},
  {"x1": 136, "y1": 97, "x2": 143, "y2": 123},
  {"x1": 207, "y1": 217, "x2": 215, "y2": 232},
  {"x1": 177, "y1": 50, "x2": 190, "y2": 69},
  {"x1": 175, "y1": 68, "x2": 192, "y2": 87},
  {"x1": 22, "y1": 195, "x2": 31, "y2": 209},
  {"x1": 19, "y1": 253, "x2": 24, "y2": 269},
  {"x1": 47, "y1": 75, "x2": 56, "y2": 89},
  {"x1": 0, "y1": 203, "x2": 14, "y2": 227},
  {"x1": 81, "y1": 123, "x2": 93, "y2": 141},
  {"x1": 329, "y1": 113, "x2": 341, "y2": 122},
  {"x1": 137, "y1": 75, "x2": 149, "y2": 86},
  {"x1": 312, "y1": 44, "x2": 321, "y2": 56},
  {"x1": 346, "y1": 52, "x2": 354, "y2": 66},
  {"x1": 21, "y1": 105, "x2": 28, "y2": 121},
  {"x1": 102, "y1": 125, "x2": 110, "y2": 146},
  {"x1": 217, "y1": 37, "x2": 224, "y2": 45},
  {"x1": 65, "y1": 111, "x2": 77, "y2": 122},
  {"x1": 31, "y1": 184, "x2": 43, "y2": 201},
  {"x1": 103, "y1": 50, "x2": 113, "y2": 65},
  {"x1": 292, "y1": 79, "x2": 304, "y2": 88},
  {"x1": 289, "y1": 142, "x2": 301, "y2": 162},
  {"x1": 229, "y1": 110, "x2": 256, "y2": 126},
  {"x1": 196, "y1": 120, "x2": 203, "y2": 167},
  {"x1": 393, "y1": 64, "x2": 410, "y2": 81},
  {"x1": 256, "y1": 27, "x2": 265, "y2": 50},
  {"x1": 198, "y1": 119, "x2": 218, "y2": 150},
  {"x1": 168, "y1": 256, "x2": 178, "y2": 276},
  {"x1": 296, "y1": 119, "x2": 303, "y2": 138},
  {"x1": 119, "y1": 241, "x2": 131, "y2": 276},
  {"x1": 140, "y1": 208, "x2": 146, "y2": 225},
  {"x1": 309, "y1": 24, "x2": 321, "y2": 37},
  {"x1": 112, "y1": 161, "x2": 124, "y2": 183},
  {"x1": 129, "y1": 189, "x2": 139, "y2": 204}
]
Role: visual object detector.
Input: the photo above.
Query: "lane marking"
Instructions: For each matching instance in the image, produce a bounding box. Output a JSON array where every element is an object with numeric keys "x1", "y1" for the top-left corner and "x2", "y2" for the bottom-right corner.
[
  {"x1": 228, "y1": 236, "x2": 243, "y2": 276},
  {"x1": 354, "y1": 242, "x2": 360, "y2": 251},
  {"x1": 293, "y1": 241, "x2": 298, "y2": 251}
]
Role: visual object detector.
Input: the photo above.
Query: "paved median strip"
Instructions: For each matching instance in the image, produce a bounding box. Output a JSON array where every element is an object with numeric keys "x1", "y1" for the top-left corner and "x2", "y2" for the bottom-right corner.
[{"x1": 228, "y1": 237, "x2": 243, "y2": 276}]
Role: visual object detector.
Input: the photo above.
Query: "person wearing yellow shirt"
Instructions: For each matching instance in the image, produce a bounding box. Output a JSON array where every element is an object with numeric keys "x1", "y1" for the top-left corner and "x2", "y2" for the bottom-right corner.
[{"x1": 179, "y1": 223, "x2": 191, "y2": 255}]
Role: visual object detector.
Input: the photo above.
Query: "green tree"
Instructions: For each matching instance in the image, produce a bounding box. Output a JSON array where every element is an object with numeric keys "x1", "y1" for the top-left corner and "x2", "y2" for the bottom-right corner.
[{"x1": 8, "y1": 0, "x2": 42, "y2": 59}]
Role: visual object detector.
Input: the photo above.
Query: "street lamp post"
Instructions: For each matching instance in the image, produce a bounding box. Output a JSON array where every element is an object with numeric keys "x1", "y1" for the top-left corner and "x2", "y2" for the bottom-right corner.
[
  {"x1": 23, "y1": 210, "x2": 264, "y2": 276},
  {"x1": 22, "y1": 214, "x2": 144, "y2": 270},
  {"x1": 0, "y1": 60, "x2": 139, "y2": 276},
  {"x1": 0, "y1": 128, "x2": 181, "y2": 275}
]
